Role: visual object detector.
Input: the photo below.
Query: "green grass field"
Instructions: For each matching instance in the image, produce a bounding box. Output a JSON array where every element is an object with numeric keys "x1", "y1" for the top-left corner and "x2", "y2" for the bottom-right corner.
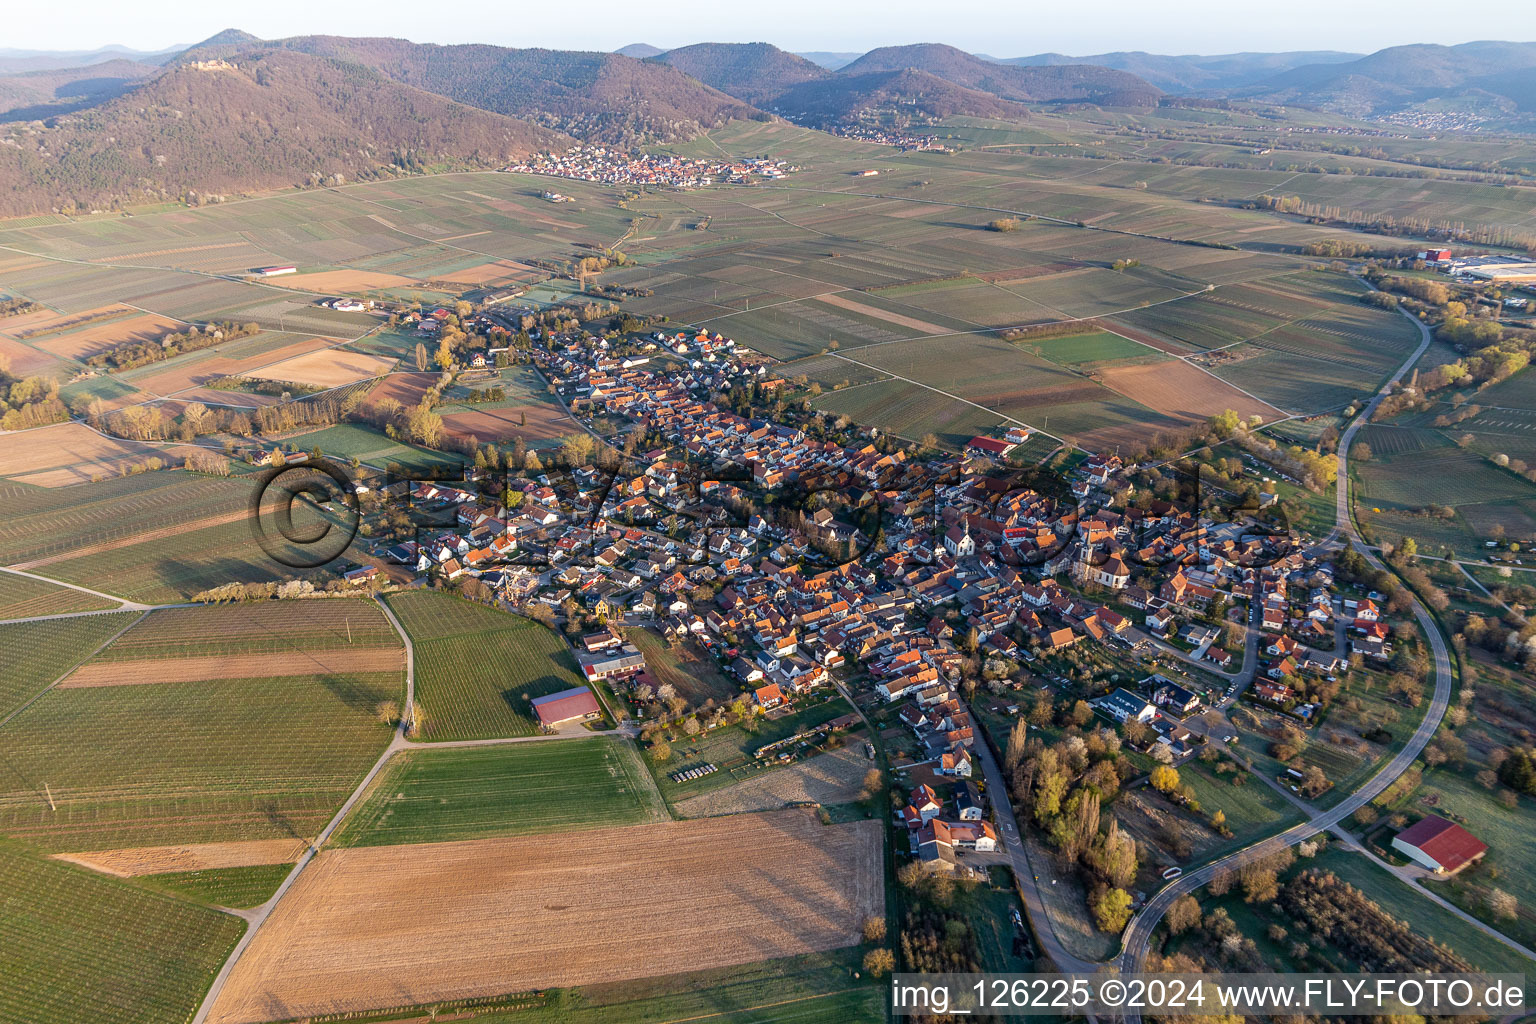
[
  {"x1": 281, "y1": 422, "x2": 466, "y2": 470},
  {"x1": 1309, "y1": 847, "x2": 1536, "y2": 979},
  {"x1": 384, "y1": 590, "x2": 590, "y2": 740},
  {"x1": 136, "y1": 863, "x2": 293, "y2": 910},
  {"x1": 0, "y1": 841, "x2": 245, "y2": 1024},
  {"x1": 35, "y1": 517, "x2": 341, "y2": 605},
  {"x1": 1017, "y1": 329, "x2": 1163, "y2": 367},
  {"x1": 335, "y1": 738, "x2": 666, "y2": 846},
  {"x1": 1181, "y1": 761, "x2": 1304, "y2": 857},
  {"x1": 0, "y1": 611, "x2": 138, "y2": 720}
]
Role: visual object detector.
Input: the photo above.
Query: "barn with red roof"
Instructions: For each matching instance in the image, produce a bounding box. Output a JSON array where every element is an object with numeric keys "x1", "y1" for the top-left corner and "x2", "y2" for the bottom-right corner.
[{"x1": 1391, "y1": 815, "x2": 1488, "y2": 874}]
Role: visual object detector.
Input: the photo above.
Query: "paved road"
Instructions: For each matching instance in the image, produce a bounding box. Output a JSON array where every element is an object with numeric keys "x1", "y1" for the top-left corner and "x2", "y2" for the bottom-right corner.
[
  {"x1": 0, "y1": 564, "x2": 154, "y2": 611},
  {"x1": 969, "y1": 711, "x2": 1098, "y2": 972},
  {"x1": 1118, "y1": 303, "x2": 1456, "y2": 980}
]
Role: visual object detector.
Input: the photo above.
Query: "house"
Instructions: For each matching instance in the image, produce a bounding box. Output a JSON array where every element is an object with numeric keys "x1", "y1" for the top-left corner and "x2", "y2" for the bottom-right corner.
[
  {"x1": 1391, "y1": 816, "x2": 1488, "y2": 875},
  {"x1": 754, "y1": 682, "x2": 785, "y2": 709},
  {"x1": 927, "y1": 818, "x2": 997, "y2": 852},
  {"x1": 1254, "y1": 680, "x2": 1292, "y2": 703},
  {"x1": 902, "y1": 784, "x2": 944, "y2": 828},
  {"x1": 582, "y1": 630, "x2": 624, "y2": 653},
  {"x1": 939, "y1": 747, "x2": 973, "y2": 778},
  {"x1": 1151, "y1": 678, "x2": 1201, "y2": 715},
  {"x1": 955, "y1": 783, "x2": 985, "y2": 821},
  {"x1": 342, "y1": 565, "x2": 380, "y2": 586},
  {"x1": 531, "y1": 686, "x2": 602, "y2": 728},
  {"x1": 1096, "y1": 687, "x2": 1156, "y2": 724}
]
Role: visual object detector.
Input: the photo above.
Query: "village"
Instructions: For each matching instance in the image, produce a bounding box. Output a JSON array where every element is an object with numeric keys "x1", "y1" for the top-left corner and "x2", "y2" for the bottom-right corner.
[
  {"x1": 505, "y1": 145, "x2": 796, "y2": 187},
  {"x1": 339, "y1": 311, "x2": 1432, "y2": 893}
]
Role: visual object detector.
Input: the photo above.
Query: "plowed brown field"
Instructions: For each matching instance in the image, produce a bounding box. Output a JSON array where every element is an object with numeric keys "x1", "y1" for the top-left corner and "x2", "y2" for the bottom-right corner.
[
  {"x1": 1097, "y1": 359, "x2": 1281, "y2": 422},
  {"x1": 0, "y1": 422, "x2": 164, "y2": 486},
  {"x1": 54, "y1": 838, "x2": 306, "y2": 877},
  {"x1": 33, "y1": 313, "x2": 182, "y2": 361},
  {"x1": 60, "y1": 648, "x2": 403, "y2": 687},
  {"x1": 440, "y1": 406, "x2": 570, "y2": 445},
  {"x1": 245, "y1": 349, "x2": 396, "y2": 389},
  {"x1": 207, "y1": 809, "x2": 880, "y2": 1024}
]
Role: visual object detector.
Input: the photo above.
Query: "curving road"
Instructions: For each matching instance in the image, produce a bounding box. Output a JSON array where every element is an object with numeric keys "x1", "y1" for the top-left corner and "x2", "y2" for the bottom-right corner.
[{"x1": 1118, "y1": 303, "x2": 1455, "y2": 977}]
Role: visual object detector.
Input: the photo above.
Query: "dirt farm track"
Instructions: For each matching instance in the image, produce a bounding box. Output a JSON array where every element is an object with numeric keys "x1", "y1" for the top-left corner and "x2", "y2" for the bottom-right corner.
[{"x1": 207, "y1": 809, "x2": 881, "y2": 1024}]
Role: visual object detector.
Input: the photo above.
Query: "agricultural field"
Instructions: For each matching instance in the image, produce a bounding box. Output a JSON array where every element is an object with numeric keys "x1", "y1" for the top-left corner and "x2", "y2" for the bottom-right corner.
[
  {"x1": 811, "y1": 376, "x2": 1007, "y2": 449},
  {"x1": 395, "y1": 950, "x2": 883, "y2": 1024},
  {"x1": 0, "y1": 841, "x2": 245, "y2": 1024},
  {"x1": 279, "y1": 422, "x2": 465, "y2": 470},
  {"x1": 0, "y1": 471, "x2": 256, "y2": 568},
  {"x1": 1018, "y1": 329, "x2": 1165, "y2": 367},
  {"x1": 815, "y1": 332, "x2": 1195, "y2": 451},
  {"x1": 335, "y1": 738, "x2": 666, "y2": 846},
  {"x1": 0, "y1": 668, "x2": 400, "y2": 851},
  {"x1": 33, "y1": 510, "x2": 350, "y2": 605},
  {"x1": 439, "y1": 403, "x2": 573, "y2": 449},
  {"x1": 383, "y1": 590, "x2": 589, "y2": 739},
  {"x1": 1355, "y1": 434, "x2": 1536, "y2": 555},
  {"x1": 55, "y1": 838, "x2": 310, "y2": 877},
  {"x1": 0, "y1": 610, "x2": 138, "y2": 720},
  {"x1": 0, "y1": 571, "x2": 118, "y2": 619},
  {"x1": 135, "y1": 863, "x2": 295, "y2": 910},
  {"x1": 242, "y1": 347, "x2": 397, "y2": 389},
  {"x1": 0, "y1": 421, "x2": 169, "y2": 487},
  {"x1": 97, "y1": 597, "x2": 401, "y2": 659},
  {"x1": 1454, "y1": 404, "x2": 1536, "y2": 469},
  {"x1": 206, "y1": 810, "x2": 882, "y2": 1024},
  {"x1": 0, "y1": 603, "x2": 404, "y2": 851}
]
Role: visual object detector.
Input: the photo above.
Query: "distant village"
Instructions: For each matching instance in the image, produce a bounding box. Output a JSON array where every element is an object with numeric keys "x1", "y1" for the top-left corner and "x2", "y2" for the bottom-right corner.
[{"x1": 507, "y1": 146, "x2": 797, "y2": 188}]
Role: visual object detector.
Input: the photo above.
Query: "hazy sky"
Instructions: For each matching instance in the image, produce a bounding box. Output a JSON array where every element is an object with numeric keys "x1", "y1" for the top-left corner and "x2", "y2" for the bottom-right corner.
[{"x1": 10, "y1": 0, "x2": 1536, "y2": 56}]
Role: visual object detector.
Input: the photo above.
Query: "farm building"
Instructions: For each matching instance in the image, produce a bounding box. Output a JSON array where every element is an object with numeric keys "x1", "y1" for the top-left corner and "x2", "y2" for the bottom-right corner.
[
  {"x1": 531, "y1": 686, "x2": 602, "y2": 729},
  {"x1": 576, "y1": 644, "x2": 644, "y2": 682},
  {"x1": 254, "y1": 265, "x2": 297, "y2": 277},
  {"x1": 964, "y1": 436, "x2": 1016, "y2": 460},
  {"x1": 1391, "y1": 816, "x2": 1488, "y2": 875}
]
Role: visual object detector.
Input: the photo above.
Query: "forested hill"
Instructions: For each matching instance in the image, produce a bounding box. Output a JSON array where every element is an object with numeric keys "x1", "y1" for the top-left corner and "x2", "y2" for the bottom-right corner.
[
  {"x1": 771, "y1": 68, "x2": 1034, "y2": 123},
  {"x1": 0, "y1": 50, "x2": 571, "y2": 217},
  {"x1": 649, "y1": 42, "x2": 831, "y2": 107},
  {"x1": 178, "y1": 36, "x2": 765, "y2": 144},
  {"x1": 839, "y1": 43, "x2": 1162, "y2": 106}
]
